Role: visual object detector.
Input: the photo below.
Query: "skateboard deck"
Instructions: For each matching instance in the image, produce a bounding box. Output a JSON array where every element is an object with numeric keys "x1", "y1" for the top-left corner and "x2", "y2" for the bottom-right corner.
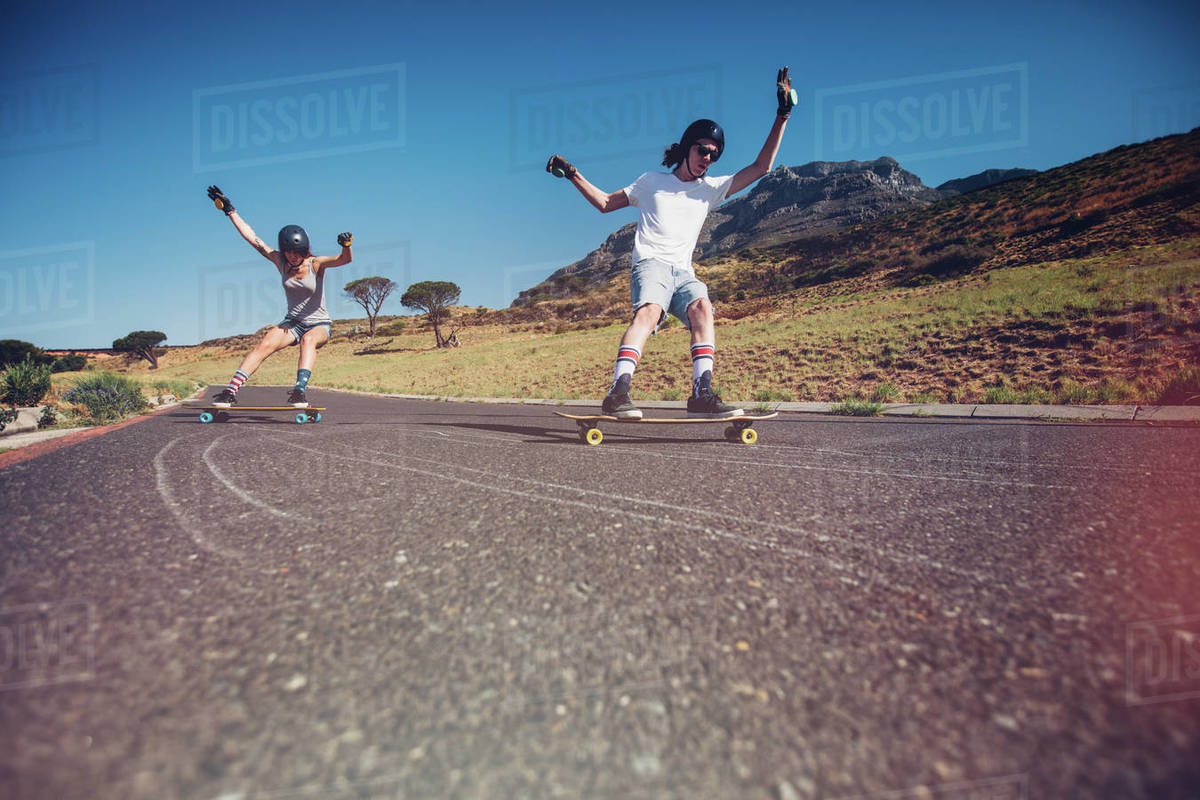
[
  {"x1": 553, "y1": 410, "x2": 777, "y2": 445},
  {"x1": 186, "y1": 405, "x2": 325, "y2": 424}
]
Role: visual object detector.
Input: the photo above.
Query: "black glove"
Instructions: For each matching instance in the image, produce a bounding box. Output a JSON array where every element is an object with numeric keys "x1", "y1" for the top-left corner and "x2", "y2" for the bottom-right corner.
[
  {"x1": 337, "y1": 232, "x2": 353, "y2": 247},
  {"x1": 207, "y1": 185, "x2": 234, "y2": 215},
  {"x1": 546, "y1": 154, "x2": 577, "y2": 179},
  {"x1": 776, "y1": 67, "x2": 797, "y2": 119}
]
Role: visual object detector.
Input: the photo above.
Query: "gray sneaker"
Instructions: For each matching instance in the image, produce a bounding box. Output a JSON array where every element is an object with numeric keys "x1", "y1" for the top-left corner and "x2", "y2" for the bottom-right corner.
[
  {"x1": 602, "y1": 390, "x2": 642, "y2": 419},
  {"x1": 686, "y1": 388, "x2": 743, "y2": 418}
]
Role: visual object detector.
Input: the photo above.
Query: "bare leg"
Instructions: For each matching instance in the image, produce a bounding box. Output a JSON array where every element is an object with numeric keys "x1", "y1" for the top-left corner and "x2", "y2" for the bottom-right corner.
[
  {"x1": 237, "y1": 326, "x2": 296, "y2": 376},
  {"x1": 296, "y1": 326, "x2": 329, "y2": 371},
  {"x1": 620, "y1": 303, "x2": 664, "y2": 352},
  {"x1": 686, "y1": 297, "x2": 715, "y2": 346}
]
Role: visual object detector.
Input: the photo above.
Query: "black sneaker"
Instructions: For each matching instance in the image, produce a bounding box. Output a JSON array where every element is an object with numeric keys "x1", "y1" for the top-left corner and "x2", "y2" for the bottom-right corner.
[
  {"x1": 287, "y1": 388, "x2": 309, "y2": 407},
  {"x1": 687, "y1": 387, "x2": 743, "y2": 418},
  {"x1": 212, "y1": 388, "x2": 238, "y2": 407},
  {"x1": 601, "y1": 389, "x2": 642, "y2": 419}
]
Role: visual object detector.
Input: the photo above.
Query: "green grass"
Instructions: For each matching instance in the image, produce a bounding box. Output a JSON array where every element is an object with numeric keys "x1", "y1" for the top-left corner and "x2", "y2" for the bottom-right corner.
[
  {"x1": 830, "y1": 398, "x2": 883, "y2": 416},
  {"x1": 128, "y1": 239, "x2": 1200, "y2": 405}
]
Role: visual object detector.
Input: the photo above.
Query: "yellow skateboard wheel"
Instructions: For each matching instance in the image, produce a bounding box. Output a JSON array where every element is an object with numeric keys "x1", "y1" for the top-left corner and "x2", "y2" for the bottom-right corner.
[
  {"x1": 585, "y1": 427, "x2": 603, "y2": 446},
  {"x1": 739, "y1": 427, "x2": 758, "y2": 445}
]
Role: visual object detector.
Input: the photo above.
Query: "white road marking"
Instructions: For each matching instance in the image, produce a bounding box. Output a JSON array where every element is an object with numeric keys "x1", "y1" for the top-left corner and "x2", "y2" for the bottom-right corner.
[
  {"x1": 269, "y1": 432, "x2": 992, "y2": 582},
  {"x1": 202, "y1": 436, "x2": 307, "y2": 520},
  {"x1": 153, "y1": 436, "x2": 247, "y2": 561}
]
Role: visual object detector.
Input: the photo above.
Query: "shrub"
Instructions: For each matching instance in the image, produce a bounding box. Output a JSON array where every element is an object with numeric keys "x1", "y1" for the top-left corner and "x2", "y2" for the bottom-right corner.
[
  {"x1": 2, "y1": 356, "x2": 53, "y2": 406},
  {"x1": 38, "y1": 405, "x2": 57, "y2": 428},
  {"x1": 908, "y1": 245, "x2": 993, "y2": 282},
  {"x1": 830, "y1": 398, "x2": 883, "y2": 416},
  {"x1": 0, "y1": 340, "x2": 52, "y2": 368},
  {"x1": 1058, "y1": 208, "x2": 1110, "y2": 237},
  {"x1": 52, "y1": 354, "x2": 88, "y2": 373},
  {"x1": 0, "y1": 407, "x2": 17, "y2": 432},
  {"x1": 983, "y1": 383, "x2": 1019, "y2": 404},
  {"x1": 870, "y1": 383, "x2": 899, "y2": 403},
  {"x1": 1152, "y1": 366, "x2": 1200, "y2": 405},
  {"x1": 62, "y1": 372, "x2": 149, "y2": 422}
]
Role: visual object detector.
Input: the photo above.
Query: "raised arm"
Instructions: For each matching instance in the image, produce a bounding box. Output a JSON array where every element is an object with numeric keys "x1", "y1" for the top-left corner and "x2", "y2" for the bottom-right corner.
[
  {"x1": 546, "y1": 155, "x2": 629, "y2": 213},
  {"x1": 315, "y1": 233, "x2": 354, "y2": 270},
  {"x1": 206, "y1": 185, "x2": 278, "y2": 263},
  {"x1": 727, "y1": 67, "x2": 796, "y2": 198}
]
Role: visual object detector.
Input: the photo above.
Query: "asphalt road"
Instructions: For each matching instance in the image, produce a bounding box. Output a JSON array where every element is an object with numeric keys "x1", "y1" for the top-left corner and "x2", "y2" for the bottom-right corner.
[{"x1": 2, "y1": 387, "x2": 1199, "y2": 799}]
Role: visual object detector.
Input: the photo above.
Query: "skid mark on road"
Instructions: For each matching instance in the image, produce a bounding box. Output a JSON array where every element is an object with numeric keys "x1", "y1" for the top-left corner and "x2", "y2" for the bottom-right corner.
[
  {"x1": 271, "y1": 430, "x2": 993, "y2": 584},
  {"x1": 263, "y1": 433, "x2": 818, "y2": 559},
  {"x1": 390, "y1": 425, "x2": 1076, "y2": 491},
  {"x1": 202, "y1": 436, "x2": 309, "y2": 521},
  {"x1": 154, "y1": 436, "x2": 248, "y2": 561}
]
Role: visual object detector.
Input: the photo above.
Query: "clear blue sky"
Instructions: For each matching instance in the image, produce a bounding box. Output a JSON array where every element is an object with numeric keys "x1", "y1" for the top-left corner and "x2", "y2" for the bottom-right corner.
[{"x1": 2, "y1": 0, "x2": 1198, "y2": 347}]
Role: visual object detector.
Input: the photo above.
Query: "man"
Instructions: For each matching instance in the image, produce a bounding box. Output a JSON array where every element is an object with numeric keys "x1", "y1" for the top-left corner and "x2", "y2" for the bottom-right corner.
[{"x1": 547, "y1": 67, "x2": 795, "y2": 419}]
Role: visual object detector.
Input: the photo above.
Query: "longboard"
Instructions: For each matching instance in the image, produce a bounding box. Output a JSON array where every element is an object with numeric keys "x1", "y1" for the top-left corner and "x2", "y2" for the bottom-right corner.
[
  {"x1": 553, "y1": 410, "x2": 777, "y2": 445},
  {"x1": 186, "y1": 405, "x2": 325, "y2": 424}
]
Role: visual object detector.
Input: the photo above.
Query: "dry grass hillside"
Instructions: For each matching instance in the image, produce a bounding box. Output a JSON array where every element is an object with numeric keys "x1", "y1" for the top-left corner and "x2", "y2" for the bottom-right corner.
[{"x1": 46, "y1": 130, "x2": 1200, "y2": 407}]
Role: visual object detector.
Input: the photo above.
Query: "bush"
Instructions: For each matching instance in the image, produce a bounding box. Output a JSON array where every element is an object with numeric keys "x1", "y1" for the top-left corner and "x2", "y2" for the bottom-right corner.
[
  {"x1": 984, "y1": 383, "x2": 1020, "y2": 404},
  {"x1": 52, "y1": 354, "x2": 88, "y2": 373},
  {"x1": 61, "y1": 372, "x2": 148, "y2": 422},
  {"x1": 830, "y1": 398, "x2": 883, "y2": 416},
  {"x1": 1058, "y1": 208, "x2": 1110, "y2": 237},
  {"x1": 2, "y1": 356, "x2": 53, "y2": 406},
  {"x1": 1153, "y1": 366, "x2": 1200, "y2": 405},
  {"x1": 0, "y1": 340, "x2": 52, "y2": 368},
  {"x1": 38, "y1": 405, "x2": 57, "y2": 428},
  {"x1": 0, "y1": 407, "x2": 17, "y2": 432},
  {"x1": 908, "y1": 245, "x2": 993, "y2": 282},
  {"x1": 870, "y1": 383, "x2": 899, "y2": 403}
]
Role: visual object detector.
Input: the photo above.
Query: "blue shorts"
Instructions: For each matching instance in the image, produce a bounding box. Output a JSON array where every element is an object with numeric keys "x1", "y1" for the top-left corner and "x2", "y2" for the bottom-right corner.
[
  {"x1": 630, "y1": 258, "x2": 709, "y2": 330},
  {"x1": 280, "y1": 319, "x2": 332, "y2": 344}
]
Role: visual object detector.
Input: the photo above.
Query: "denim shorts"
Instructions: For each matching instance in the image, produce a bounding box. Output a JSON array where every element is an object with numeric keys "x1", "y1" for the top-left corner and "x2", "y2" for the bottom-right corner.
[
  {"x1": 630, "y1": 258, "x2": 709, "y2": 330},
  {"x1": 280, "y1": 318, "x2": 332, "y2": 344}
]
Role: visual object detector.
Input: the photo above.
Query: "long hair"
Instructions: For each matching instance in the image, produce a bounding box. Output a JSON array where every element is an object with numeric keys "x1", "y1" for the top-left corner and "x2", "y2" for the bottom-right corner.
[{"x1": 661, "y1": 142, "x2": 686, "y2": 169}]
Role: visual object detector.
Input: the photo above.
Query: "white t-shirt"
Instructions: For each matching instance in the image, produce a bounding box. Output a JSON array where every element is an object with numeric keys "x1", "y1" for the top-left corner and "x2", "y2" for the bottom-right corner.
[{"x1": 623, "y1": 171, "x2": 735, "y2": 270}]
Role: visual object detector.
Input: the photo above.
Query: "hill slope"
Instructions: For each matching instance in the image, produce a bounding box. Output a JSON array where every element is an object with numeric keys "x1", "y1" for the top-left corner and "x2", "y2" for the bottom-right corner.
[{"x1": 515, "y1": 157, "x2": 942, "y2": 304}]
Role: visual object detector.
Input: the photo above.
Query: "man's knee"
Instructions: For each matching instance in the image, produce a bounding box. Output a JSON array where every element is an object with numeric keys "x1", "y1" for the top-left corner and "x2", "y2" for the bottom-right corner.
[
  {"x1": 633, "y1": 303, "x2": 663, "y2": 325},
  {"x1": 687, "y1": 297, "x2": 713, "y2": 322}
]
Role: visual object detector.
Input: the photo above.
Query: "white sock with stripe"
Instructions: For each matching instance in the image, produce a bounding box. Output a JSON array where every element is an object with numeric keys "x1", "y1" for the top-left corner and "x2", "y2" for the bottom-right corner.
[
  {"x1": 691, "y1": 343, "x2": 714, "y2": 394},
  {"x1": 611, "y1": 344, "x2": 641, "y2": 392}
]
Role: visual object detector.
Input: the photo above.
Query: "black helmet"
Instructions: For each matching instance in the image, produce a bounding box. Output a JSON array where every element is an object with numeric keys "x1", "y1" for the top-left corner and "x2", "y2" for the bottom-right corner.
[
  {"x1": 277, "y1": 225, "x2": 310, "y2": 254},
  {"x1": 680, "y1": 118, "x2": 724, "y2": 161}
]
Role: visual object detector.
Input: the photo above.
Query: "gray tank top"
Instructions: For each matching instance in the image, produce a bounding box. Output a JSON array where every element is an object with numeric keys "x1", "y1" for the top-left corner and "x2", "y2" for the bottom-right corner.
[{"x1": 281, "y1": 261, "x2": 330, "y2": 324}]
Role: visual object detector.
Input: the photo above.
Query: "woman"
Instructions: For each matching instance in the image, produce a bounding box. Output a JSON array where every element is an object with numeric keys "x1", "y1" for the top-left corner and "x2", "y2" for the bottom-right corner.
[
  {"x1": 205, "y1": 185, "x2": 352, "y2": 407},
  {"x1": 546, "y1": 67, "x2": 795, "y2": 419}
]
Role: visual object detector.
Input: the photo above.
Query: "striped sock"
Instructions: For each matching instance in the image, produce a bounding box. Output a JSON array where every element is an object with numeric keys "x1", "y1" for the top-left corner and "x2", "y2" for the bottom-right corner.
[
  {"x1": 227, "y1": 369, "x2": 249, "y2": 394},
  {"x1": 691, "y1": 343, "x2": 714, "y2": 392},
  {"x1": 295, "y1": 369, "x2": 312, "y2": 390},
  {"x1": 611, "y1": 344, "x2": 641, "y2": 391}
]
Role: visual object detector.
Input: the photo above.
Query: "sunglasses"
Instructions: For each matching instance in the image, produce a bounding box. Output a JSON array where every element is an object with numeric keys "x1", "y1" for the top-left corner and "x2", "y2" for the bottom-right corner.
[{"x1": 694, "y1": 144, "x2": 719, "y2": 159}]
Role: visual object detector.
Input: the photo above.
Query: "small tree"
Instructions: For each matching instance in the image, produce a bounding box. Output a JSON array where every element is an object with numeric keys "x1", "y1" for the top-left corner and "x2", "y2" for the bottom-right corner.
[
  {"x1": 113, "y1": 330, "x2": 167, "y2": 369},
  {"x1": 0, "y1": 339, "x2": 52, "y2": 368},
  {"x1": 401, "y1": 281, "x2": 461, "y2": 347},
  {"x1": 343, "y1": 277, "x2": 398, "y2": 339}
]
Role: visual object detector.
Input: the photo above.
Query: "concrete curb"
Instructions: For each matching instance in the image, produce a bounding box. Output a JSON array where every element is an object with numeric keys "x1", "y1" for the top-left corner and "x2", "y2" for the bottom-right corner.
[
  {"x1": 0, "y1": 406, "x2": 49, "y2": 436},
  {"x1": 0, "y1": 391, "x2": 205, "y2": 458}
]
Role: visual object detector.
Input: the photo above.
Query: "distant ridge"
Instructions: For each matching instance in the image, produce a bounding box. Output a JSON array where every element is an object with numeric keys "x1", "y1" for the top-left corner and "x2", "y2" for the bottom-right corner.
[{"x1": 936, "y1": 168, "x2": 1038, "y2": 198}]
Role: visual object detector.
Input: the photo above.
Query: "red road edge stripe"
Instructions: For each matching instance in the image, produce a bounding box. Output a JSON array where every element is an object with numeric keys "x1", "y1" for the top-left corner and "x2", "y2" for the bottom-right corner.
[{"x1": 0, "y1": 405, "x2": 176, "y2": 471}]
